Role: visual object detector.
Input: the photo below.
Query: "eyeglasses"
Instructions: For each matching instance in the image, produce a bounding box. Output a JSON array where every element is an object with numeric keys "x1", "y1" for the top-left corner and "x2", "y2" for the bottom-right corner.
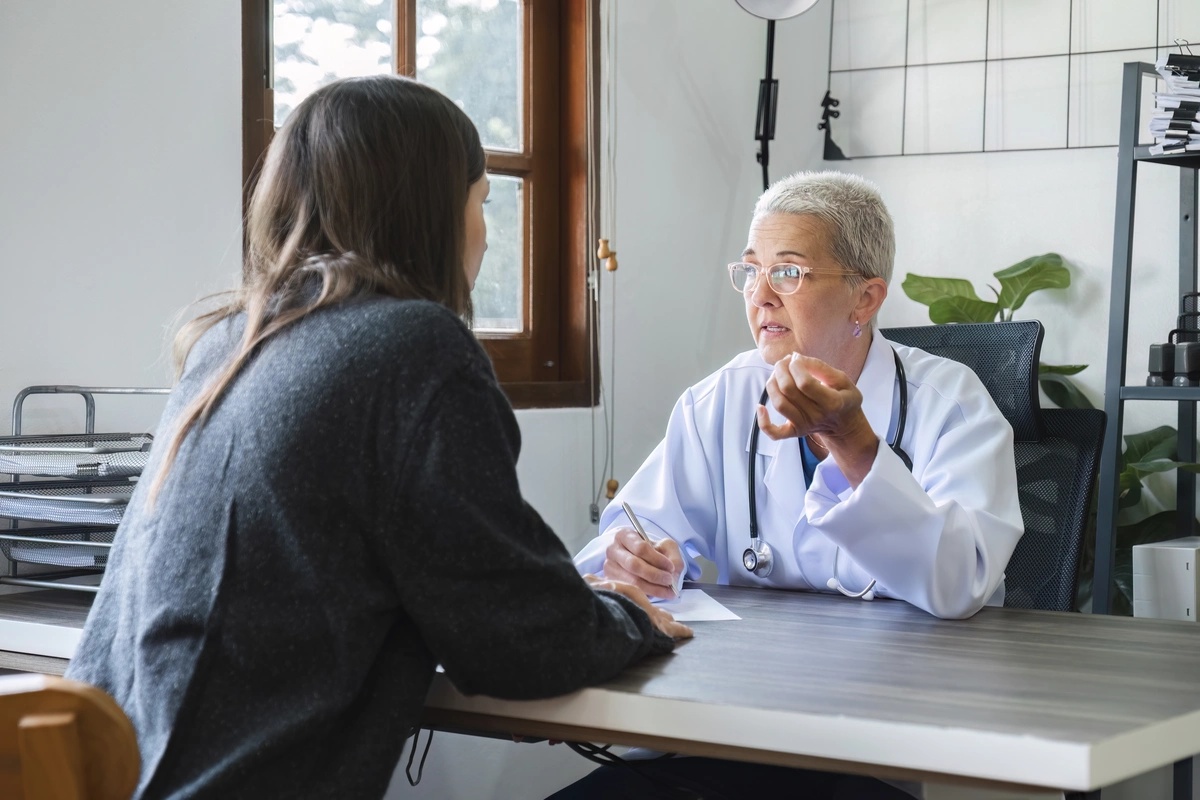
[{"x1": 727, "y1": 262, "x2": 858, "y2": 295}]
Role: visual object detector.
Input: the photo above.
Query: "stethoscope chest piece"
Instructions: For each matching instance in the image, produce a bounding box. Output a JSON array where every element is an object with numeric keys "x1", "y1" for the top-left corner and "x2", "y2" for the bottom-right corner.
[{"x1": 742, "y1": 540, "x2": 774, "y2": 577}]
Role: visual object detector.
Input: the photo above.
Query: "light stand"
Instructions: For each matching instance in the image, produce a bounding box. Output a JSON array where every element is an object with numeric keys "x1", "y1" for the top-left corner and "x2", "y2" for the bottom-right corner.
[
  {"x1": 754, "y1": 21, "x2": 779, "y2": 192},
  {"x1": 735, "y1": 0, "x2": 822, "y2": 189}
]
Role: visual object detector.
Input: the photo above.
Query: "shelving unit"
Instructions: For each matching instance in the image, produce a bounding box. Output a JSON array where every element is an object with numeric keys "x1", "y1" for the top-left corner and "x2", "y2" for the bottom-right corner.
[
  {"x1": 1096, "y1": 63, "x2": 1200, "y2": 619},
  {"x1": 1096, "y1": 58, "x2": 1200, "y2": 620}
]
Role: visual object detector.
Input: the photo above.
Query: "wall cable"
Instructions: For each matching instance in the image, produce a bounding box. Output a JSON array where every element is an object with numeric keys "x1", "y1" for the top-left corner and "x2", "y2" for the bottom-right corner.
[{"x1": 590, "y1": 0, "x2": 619, "y2": 519}]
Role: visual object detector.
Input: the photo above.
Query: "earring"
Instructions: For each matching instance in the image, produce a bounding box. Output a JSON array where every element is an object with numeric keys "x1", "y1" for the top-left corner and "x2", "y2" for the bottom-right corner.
[{"x1": 853, "y1": 320, "x2": 862, "y2": 338}]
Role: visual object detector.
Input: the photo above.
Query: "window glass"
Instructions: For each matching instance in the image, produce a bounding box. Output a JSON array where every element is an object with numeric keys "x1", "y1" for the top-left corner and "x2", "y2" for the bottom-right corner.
[
  {"x1": 274, "y1": 0, "x2": 395, "y2": 126},
  {"x1": 270, "y1": 1, "x2": 526, "y2": 337},
  {"x1": 416, "y1": 0, "x2": 522, "y2": 151},
  {"x1": 473, "y1": 175, "x2": 523, "y2": 332}
]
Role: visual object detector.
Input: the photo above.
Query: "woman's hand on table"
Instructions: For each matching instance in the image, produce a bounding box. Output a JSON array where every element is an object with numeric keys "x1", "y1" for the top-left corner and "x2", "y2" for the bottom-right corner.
[{"x1": 584, "y1": 573, "x2": 693, "y2": 640}]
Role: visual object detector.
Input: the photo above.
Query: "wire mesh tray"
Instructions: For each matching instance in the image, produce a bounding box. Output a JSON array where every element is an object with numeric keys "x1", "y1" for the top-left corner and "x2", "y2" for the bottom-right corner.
[
  {"x1": 0, "y1": 432, "x2": 152, "y2": 479},
  {"x1": 0, "y1": 524, "x2": 113, "y2": 570},
  {"x1": 0, "y1": 479, "x2": 135, "y2": 526}
]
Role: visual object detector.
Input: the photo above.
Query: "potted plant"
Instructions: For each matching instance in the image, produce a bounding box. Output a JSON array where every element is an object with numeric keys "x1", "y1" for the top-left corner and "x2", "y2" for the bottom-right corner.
[{"x1": 902, "y1": 253, "x2": 1199, "y2": 614}]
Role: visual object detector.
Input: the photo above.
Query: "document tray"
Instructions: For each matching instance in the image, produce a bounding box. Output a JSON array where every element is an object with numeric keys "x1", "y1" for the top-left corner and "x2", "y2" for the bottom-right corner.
[
  {"x1": 0, "y1": 524, "x2": 114, "y2": 570},
  {"x1": 0, "y1": 479, "x2": 135, "y2": 526},
  {"x1": 0, "y1": 433, "x2": 152, "y2": 479}
]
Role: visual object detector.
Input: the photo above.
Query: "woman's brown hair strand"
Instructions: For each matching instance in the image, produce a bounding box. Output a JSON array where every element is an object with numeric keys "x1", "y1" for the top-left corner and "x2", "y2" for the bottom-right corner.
[{"x1": 147, "y1": 75, "x2": 486, "y2": 507}]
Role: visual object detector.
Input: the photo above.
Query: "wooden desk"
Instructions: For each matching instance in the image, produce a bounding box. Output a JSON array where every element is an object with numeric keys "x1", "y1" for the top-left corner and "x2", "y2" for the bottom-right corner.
[
  {"x1": 422, "y1": 585, "x2": 1200, "y2": 797},
  {"x1": 2, "y1": 585, "x2": 1196, "y2": 794}
]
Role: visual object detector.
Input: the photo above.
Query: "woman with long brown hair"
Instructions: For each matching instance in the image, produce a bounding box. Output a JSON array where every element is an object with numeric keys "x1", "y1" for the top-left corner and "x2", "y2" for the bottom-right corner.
[{"x1": 67, "y1": 75, "x2": 689, "y2": 800}]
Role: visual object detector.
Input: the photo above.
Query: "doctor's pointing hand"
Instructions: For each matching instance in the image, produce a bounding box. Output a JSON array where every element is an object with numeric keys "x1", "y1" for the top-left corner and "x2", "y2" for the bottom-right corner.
[{"x1": 759, "y1": 352, "x2": 880, "y2": 488}]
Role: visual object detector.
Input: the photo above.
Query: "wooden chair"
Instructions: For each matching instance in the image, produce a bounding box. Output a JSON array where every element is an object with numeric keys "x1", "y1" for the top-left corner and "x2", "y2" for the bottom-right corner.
[{"x1": 0, "y1": 673, "x2": 138, "y2": 799}]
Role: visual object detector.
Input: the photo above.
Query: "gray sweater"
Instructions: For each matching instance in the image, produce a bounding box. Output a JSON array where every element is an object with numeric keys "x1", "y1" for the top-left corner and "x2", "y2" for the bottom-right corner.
[{"x1": 66, "y1": 296, "x2": 672, "y2": 799}]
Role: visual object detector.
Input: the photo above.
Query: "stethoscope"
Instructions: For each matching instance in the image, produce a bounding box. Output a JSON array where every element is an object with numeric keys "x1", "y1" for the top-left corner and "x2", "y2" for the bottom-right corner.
[{"x1": 741, "y1": 348, "x2": 913, "y2": 599}]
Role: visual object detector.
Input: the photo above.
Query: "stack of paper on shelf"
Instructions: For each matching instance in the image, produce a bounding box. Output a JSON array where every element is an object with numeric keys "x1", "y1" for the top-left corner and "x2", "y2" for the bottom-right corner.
[{"x1": 1151, "y1": 53, "x2": 1200, "y2": 155}]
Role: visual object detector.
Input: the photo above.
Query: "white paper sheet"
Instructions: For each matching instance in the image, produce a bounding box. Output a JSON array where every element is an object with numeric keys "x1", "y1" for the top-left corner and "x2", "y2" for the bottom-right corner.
[{"x1": 651, "y1": 589, "x2": 740, "y2": 621}]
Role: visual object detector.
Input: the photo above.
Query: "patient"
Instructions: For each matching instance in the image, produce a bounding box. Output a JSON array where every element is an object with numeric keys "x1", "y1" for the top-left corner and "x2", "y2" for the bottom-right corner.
[{"x1": 66, "y1": 75, "x2": 689, "y2": 800}]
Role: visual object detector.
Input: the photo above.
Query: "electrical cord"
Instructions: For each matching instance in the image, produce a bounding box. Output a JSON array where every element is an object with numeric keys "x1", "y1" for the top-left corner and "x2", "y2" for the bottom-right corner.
[
  {"x1": 404, "y1": 728, "x2": 434, "y2": 786},
  {"x1": 598, "y1": 0, "x2": 619, "y2": 512}
]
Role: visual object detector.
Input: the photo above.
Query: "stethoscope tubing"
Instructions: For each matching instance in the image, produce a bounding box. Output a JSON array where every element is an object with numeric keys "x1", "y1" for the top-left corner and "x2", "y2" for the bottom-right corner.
[{"x1": 745, "y1": 348, "x2": 912, "y2": 593}]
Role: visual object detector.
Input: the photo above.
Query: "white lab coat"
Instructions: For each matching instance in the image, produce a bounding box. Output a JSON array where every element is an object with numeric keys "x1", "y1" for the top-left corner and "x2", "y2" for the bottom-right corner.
[{"x1": 575, "y1": 329, "x2": 1024, "y2": 619}]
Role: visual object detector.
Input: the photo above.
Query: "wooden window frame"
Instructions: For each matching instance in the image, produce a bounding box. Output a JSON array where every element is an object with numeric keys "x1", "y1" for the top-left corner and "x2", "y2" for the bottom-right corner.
[{"x1": 242, "y1": 0, "x2": 598, "y2": 408}]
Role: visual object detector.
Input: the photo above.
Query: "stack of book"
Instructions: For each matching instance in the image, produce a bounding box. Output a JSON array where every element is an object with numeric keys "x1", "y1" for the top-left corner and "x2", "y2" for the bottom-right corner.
[{"x1": 1150, "y1": 52, "x2": 1200, "y2": 155}]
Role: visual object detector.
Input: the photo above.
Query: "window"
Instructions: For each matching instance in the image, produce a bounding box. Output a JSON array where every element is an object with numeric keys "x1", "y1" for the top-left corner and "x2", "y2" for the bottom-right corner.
[{"x1": 243, "y1": 0, "x2": 597, "y2": 407}]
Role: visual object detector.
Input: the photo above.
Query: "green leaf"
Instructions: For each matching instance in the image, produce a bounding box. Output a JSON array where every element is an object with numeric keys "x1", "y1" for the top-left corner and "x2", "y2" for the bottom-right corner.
[
  {"x1": 1117, "y1": 468, "x2": 1142, "y2": 508},
  {"x1": 1116, "y1": 510, "x2": 1198, "y2": 548},
  {"x1": 1113, "y1": 545, "x2": 1134, "y2": 614},
  {"x1": 928, "y1": 296, "x2": 1000, "y2": 324},
  {"x1": 1038, "y1": 373, "x2": 1095, "y2": 409},
  {"x1": 1125, "y1": 459, "x2": 1199, "y2": 478},
  {"x1": 1116, "y1": 427, "x2": 1187, "y2": 506},
  {"x1": 993, "y1": 252, "x2": 1066, "y2": 280},
  {"x1": 1074, "y1": 571, "x2": 1092, "y2": 611},
  {"x1": 1038, "y1": 363, "x2": 1087, "y2": 376},
  {"x1": 994, "y1": 253, "x2": 1070, "y2": 312},
  {"x1": 901, "y1": 274, "x2": 983, "y2": 308},
  {"x1": 1122, "y1": 425, "x2": 1178, "y2": 465}
]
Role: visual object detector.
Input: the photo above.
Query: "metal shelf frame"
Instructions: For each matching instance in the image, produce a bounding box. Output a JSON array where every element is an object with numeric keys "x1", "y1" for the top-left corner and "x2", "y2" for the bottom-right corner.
[{"x1": 1095, "y1": 62, "x2": 1200, "y2": 617}]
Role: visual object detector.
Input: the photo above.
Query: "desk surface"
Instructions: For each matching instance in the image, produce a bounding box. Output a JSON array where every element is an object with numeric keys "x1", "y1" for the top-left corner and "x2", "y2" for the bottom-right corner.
[
  {"x1": 0, "y1": 589, "x2": 86, "y2": 673},
  {"x1": 423, "y1": 585, "x2": 1200, "y2": 793},
  {"x1": 3, "y1": 584, "x2": 1197, "y2": 792}
]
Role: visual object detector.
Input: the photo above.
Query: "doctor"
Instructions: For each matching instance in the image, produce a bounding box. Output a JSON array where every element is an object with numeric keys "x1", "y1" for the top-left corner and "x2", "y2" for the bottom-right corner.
[{"x1": 574, "y1": 170, "x2": 1024, "y2": 621}]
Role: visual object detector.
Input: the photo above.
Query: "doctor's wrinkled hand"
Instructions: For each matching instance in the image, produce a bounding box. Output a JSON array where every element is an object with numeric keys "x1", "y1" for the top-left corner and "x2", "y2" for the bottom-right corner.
[
  {"x1": 601, "y1": 528, "x2": 686, "y2": 602},
  {"x1": 759, "y1": 352, "x2": 880, "y2": 486},
  {"x1": 584, "y1": 573, "x2": 693, "y2": 640}
]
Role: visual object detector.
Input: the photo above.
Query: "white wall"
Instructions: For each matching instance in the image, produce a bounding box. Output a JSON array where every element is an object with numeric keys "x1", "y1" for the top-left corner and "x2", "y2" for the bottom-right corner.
[
  {"x1": 0, "y1": 0, "x2": 241, "y2": 436},
  {"x1": 0, "y1": 1, "x2": 1194, "y2": 799}
]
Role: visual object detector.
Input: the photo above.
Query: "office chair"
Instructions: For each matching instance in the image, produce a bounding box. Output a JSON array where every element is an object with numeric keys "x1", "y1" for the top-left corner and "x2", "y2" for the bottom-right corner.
[
  {"x1": 0, "y1": 673, "x2": 139, "y2": 800},
  {"x1": 881, "y1": 321, "x2": 1106, "y2": 612}
]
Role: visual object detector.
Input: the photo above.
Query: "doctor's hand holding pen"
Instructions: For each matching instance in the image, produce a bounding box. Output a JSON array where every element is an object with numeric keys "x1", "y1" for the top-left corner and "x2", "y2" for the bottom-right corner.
[
  {"x1": 583, "y1": 573, "x2": 693, "y2": 640},
  {"x1": 600, "y1": 527, "x2": 687, "y2": 602}
]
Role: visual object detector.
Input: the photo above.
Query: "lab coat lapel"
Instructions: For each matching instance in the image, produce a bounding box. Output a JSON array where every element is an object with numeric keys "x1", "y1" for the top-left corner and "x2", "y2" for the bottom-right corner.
[
  {"x1": 859, "y1": 329, "x2": 900, "y2": 444},
  {"x1": 749, "y1": 402, "x2": 806, "y2": 521}
]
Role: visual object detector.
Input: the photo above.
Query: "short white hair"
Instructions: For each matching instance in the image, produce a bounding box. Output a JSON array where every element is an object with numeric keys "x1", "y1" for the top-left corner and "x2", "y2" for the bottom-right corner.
[{"x1": 753, "y1": 171, "x2": 895, "y2": 285}]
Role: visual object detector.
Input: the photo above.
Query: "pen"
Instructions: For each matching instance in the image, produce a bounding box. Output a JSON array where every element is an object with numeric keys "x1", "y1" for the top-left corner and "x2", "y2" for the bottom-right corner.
[
  {"x1": 621, "y1": 502, "x2": 652, "y2": 542},
  {"x1": 621, "y1": 502, "x2": 683, "y2": 597}
]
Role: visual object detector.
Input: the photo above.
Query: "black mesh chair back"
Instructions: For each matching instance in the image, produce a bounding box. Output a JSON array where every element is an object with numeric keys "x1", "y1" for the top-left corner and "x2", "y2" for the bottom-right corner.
[
  {"x1": 1008, "y1": 408, "x2": 1106, "y2": 610},
  {"x1": 880, "y1": 321, "x2": 1105, "y2": 611},
  {"x1": 881, "y1": 320, "x2": 1044, "y2": 442}
]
